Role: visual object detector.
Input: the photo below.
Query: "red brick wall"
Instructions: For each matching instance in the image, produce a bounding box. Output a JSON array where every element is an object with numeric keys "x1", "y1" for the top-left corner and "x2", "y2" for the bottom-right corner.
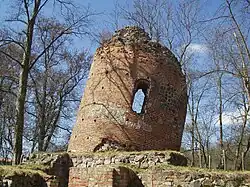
[
  {"x1": 68, "y1": 26, "x2": 187, "y2": 152},
  {"x1": 68, "y1": 166, "x2": 144, "y2": 187},
  {"x1": 68, "y1": 167, "x2": 113, "y2": 187}
]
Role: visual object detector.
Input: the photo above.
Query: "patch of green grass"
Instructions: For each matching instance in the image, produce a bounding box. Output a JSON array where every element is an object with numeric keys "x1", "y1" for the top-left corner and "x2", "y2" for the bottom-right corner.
[
  {"x1": 0, "y1": 165, "x2": 48, "y2": 178},
  {"x1": 17, "y1": 164, "x2": 50, "y2": 171},
  {"x1": 29, "y1": 151, "x2": 68, "y2": 159}
]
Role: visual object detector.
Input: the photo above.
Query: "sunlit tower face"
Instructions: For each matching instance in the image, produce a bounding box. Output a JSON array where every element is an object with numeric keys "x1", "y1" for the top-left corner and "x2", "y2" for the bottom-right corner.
[{"x1": 68, "y1": 26, "x2": 187, "y2": 153}]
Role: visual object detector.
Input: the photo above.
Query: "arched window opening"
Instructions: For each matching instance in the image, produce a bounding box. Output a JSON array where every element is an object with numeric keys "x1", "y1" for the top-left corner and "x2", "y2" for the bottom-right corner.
[{"x1": 132, "y1": 79, "x2": 149, "y2": 114}]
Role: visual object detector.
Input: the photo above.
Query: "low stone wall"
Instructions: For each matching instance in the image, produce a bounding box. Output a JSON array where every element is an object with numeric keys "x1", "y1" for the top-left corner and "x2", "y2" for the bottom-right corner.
[
  {"x1": 70, "y1": 151, "x2": 187, "y2": 169},
  {"x1": 68, "y1": 150, "x2": 250, "y2": 187},
  {"x1": 138, "y1": 168, "x2": 250, "y2": 187},
  {"x1": 2, "y1": 151, "x2": 250, "y2": 187},
  {"x1": 68, "y1": 165, "x2": 250, "y2": 187}
]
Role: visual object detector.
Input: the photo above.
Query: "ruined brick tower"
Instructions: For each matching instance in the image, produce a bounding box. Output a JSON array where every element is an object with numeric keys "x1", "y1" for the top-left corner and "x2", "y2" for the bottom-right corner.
[{"x1": 68, "y1": 26, "x2": 187, "y2": 152}]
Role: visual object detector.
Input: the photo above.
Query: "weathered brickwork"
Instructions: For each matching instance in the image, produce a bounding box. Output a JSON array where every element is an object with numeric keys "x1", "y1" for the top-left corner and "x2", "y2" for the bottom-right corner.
[
  {"x1": 68, "y1": 166, "x2": 144, "y2": 187},
  {"x1": 68, "y1": 167, "x2": 113, "y2": 187},
  {"x1": 68, "y1": 26, "x2": 187, "y2": 152},
  {"x1": 68, "y1": 165, "x2": 250, "y2": 187}
]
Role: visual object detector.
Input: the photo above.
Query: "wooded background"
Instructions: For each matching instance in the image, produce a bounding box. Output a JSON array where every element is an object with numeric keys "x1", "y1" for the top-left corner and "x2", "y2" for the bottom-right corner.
[{"x1": 0, "y1": 0, "x2": 249, "y2": 170}]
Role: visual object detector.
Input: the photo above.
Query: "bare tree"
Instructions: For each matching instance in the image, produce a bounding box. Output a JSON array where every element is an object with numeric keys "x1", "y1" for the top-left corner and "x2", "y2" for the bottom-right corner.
[
  {"x1": 0, "y1": 44, "x2": 22, "y2": 161},
  {"x1": 0, "y1": 0, "x2": 94, "y2": 164},
  {"x1": 120, "y1": 0, "x2": 204, "y2": 68},
  {"x1": 203, "y1": 0, "x2": 250, "y2": 170},
  {"x1": 27, "y1": 18, "x2": 91, "y2": 152},
  {"x1": 27, "y1": 28, "x2": 91, "y2": 151}
]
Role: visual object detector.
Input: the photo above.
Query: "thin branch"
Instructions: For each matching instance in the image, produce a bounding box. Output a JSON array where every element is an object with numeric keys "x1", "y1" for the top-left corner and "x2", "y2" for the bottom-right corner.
[
  {"x1": 0, "y1": 50, "x2": 22, "y2": 67},
  {"x1": 24, "y1": 0, "x2": 31, "y2": 21}
]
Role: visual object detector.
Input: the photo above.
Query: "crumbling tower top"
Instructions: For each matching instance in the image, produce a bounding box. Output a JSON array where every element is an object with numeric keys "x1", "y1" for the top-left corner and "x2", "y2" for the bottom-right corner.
[
  {"x1": 107, "y1": 26, "x2": 151, "y2": 43},
  {"x1": 102, "y1": 26, "x2": 180, "y2": 66}
]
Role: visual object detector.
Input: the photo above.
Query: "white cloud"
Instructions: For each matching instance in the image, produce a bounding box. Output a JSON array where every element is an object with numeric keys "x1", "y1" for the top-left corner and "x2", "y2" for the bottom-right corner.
[
  {"x1": 187, "y1": 43, "x2": 209, "y2": 54},
  {"x1": 216, "y1": 110, "x2": 245, "y2": 126}
]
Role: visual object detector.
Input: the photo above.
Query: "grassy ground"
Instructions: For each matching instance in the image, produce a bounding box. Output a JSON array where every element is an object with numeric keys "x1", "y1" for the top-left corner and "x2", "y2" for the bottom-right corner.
[{"x1": 0, "y1": 164, "x2": 49, "y2": 178}]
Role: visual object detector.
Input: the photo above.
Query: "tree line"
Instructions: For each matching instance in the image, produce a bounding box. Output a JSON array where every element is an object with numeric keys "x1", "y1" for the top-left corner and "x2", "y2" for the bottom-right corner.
[{"x1": 0, "y1": 0, "x2": 94, "y2": 164}]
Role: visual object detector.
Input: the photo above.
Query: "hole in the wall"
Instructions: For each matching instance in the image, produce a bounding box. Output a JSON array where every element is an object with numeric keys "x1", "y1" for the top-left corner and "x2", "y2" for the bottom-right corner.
[
  {"x1": 132, "y1": 79, "x2": 149, "y2": 114},
  {"x1": 132, "y1": 89, "x2": 145, "y2": 113},
  {"x1": 82, "y1": 118, "x2": 84, "y2": 121},
  {"x1": 93, "y1": 102, "x2": 96, "y2": 104},
  {"x1": 102, "y1": 86, "x2": 104, "y2": 89},
  {"x1": 94, "y1": 119, "x2": 96, "y2": 122},
  {"x1": 105, "y1": 70, "x2": 109, "y2": 74},
  {"x1": 87, "y1": 137, "x2": 89, "y2": 139}
]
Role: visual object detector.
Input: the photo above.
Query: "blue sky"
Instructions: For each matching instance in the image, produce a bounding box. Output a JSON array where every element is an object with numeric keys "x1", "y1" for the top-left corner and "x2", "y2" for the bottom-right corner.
[
  {"x1": 0, "y1": 0, "x2": 222, "y2": 28},
  {"x1": 0, "y1": 0, "x2": 222, "y2": 53},
  {"x1": 77, "y1": 0, "x2": 222, "y2": 52}
]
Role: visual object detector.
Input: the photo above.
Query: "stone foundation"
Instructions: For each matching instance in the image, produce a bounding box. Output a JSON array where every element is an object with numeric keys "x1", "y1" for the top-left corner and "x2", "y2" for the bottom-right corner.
[
  {"x1": 70, "y1": 151, "x2": 187, "y2": 169},
  {"x1": 68, "y1": 165, "x2": 250, "y2": 187},
  {"x1": 68, "y1": 151, "x2": 250, "y2": 187},
  {"x1": 1, "y1": 152, "x2": 250, "y2": 187}
]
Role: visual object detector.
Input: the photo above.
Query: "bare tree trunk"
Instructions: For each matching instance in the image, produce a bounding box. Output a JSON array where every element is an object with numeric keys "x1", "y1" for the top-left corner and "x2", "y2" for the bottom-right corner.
[
  {"x1": 217, "y1": 73, "x2": 224, "y2": 169},
  {"x1": 37, "y1": 94, "x2": 46, "y2": 151},
  {"x1": 191, "y1": 124, "x2": 195, "y2": 167},
  {"x1": 234, "y1": 103, "x2": 248, "y2": 170},
  {"x1": 14, "y1": 58, "x2": 29, "y2": 165},
  {"x1": 38, "y1": 61, "x2": 48, "y2": 151},
  {"x1": 13, "y1": 1, "x2": 40, "y2": 164},
  {"x1": 240, "y1": 136, "x2": 250, "y2": 170},
  {"x1": 43, "y1": 97, "x2": 63, "y2": 151},
  {"x1": 190, "y1": 93, "x2": 195, "y2": 167},
  {"x1": 199, "y1": 146, "x2": 202, "y2": 168}
]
